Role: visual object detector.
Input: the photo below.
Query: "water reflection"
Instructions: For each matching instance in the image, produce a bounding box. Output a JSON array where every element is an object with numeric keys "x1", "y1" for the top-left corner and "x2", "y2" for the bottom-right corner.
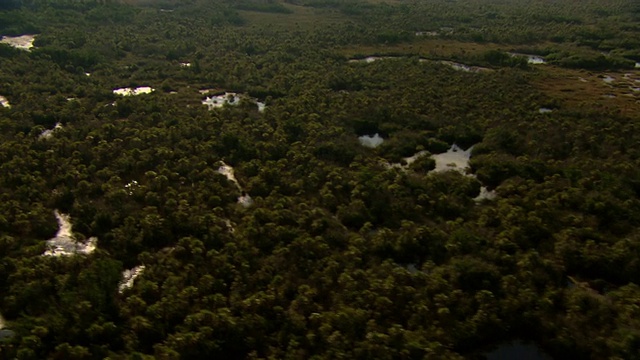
[
  {"x1": 348, "y1": 56, "x2": 491, "y2": 72},
  {"x1": 431, "y1": 144, "x2": 473, "y2": 173},
  {"x1": 440, "y1": 61, "x2": 491, "y2": 73},
  {"x1": 0, "y1": 313, "x2": 13, "y2": 341},
  {"x1": 508, "y1": 53, "x2": 546, "y2": 64},
  {"x1": 358, "y1": 133, "x2": 385, "y2": 148},
  {"x1": 113, "y1": 86, "x2": 155, "y2": 96},
  {"x1": 202, "y1": 92, "x2": 266, "y2": 112}
]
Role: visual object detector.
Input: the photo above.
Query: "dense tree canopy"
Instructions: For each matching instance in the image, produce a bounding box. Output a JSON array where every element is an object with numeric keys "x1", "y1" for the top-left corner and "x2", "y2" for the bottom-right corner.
[{"x1": 0, "y1": 0, "x2": 639, "y2": 359}]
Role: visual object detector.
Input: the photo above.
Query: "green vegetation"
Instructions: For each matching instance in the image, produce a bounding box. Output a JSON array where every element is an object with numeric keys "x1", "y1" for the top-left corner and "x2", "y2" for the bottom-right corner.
[{"x1": 0, "y1": 0, "x2": 639, "y2": 359}]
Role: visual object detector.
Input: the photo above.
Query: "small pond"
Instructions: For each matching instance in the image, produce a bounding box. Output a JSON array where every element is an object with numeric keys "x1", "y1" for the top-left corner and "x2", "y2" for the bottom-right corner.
[
  {"x1": 0, "y1": 313, "x2": 13, "y2": 340},
  {"x1": 508, "y1": 53, "x2": 546, "y2": 64},
  {"x1": 202, "y1": 92, "x2": 266, "y2": 112},
  {"x1": 203, "y1": 93, "x2": 240, "y2": 109},
  {"x1": 431, "y1": 144, "x2": 473, "y2": 173},
  {"x1": 440, "y1": 61, "x2": 491, "y2": 73},
  {"x1": 358, "y1": 133, "x2": 385, "y2": 148},
  {"x1": 348, "y1": 56, "x2": 491, "y2": 72},
  {"x1": 113, "y1": 87, "x2": 155, "y2": 96}
]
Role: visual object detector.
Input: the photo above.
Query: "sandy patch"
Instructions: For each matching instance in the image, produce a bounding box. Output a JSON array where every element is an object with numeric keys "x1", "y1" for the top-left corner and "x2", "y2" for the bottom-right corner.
[
  {"x1": 113, "y1": 86, "x2": 155, "y2": 96},
  {"x1": 0, "y1": 34, "x2": 35, "y2": 51},
  {"x1": 44, "y1": 211, "x2": 97, "y2": 257},
  {"x1": 118, "y1": 265, "x2": 145, "y2": 293},
  {"x1": 358, "y1": 133, "x2": 384, "y2": 148},
  {"x1": 39, "y1": 123, "x2": 63, "y2": 139},
  {"x1": 0, "y1": 96, "x2": 10, "y2": 108}
]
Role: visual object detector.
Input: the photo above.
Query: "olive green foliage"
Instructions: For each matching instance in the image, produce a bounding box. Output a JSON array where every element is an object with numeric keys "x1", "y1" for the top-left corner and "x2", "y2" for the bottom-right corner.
[
  {"x1": 546, "y1": 51, "x2": 636, "y2": 70},
  {"x1": 233, "y1": 0, "x2": 292, "y2": 14},
  {"x1": 0, "y1": 0, "x2": 639, "y2": 359}
]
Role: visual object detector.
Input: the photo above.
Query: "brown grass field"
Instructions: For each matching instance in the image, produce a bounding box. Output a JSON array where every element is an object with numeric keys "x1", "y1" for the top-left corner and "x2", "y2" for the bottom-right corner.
[
  {"x1": 339, "y1": 39, "x2": 640, "y2": 117},
  {"x1": 532, "y1": 66, "x2": 640, "y2": 116}
]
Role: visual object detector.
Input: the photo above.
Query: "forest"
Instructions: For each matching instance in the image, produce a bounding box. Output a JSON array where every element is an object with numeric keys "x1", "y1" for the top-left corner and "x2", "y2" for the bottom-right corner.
[{"x1": 0, "y1": 0, "x2": 639, "y2": 359}]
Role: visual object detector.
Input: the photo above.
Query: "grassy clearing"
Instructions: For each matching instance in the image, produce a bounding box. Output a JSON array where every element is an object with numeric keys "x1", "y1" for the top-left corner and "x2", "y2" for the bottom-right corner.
[
  {"x1": 339, "y1": 38, "x2": 640, "y2": 117},
  {"x1": 532, "y1": 66, "x2": 640, "y2": 116}
]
